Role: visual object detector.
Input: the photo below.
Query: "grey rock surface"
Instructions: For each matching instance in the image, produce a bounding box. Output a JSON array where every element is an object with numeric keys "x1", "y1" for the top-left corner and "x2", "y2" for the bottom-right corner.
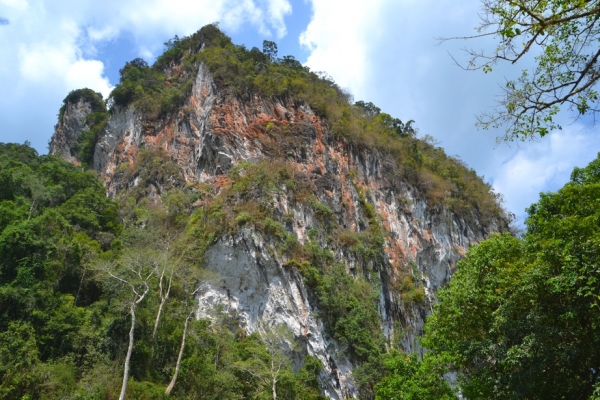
[{"x1": 49, "y1": 99, "x2": 93, "y2": 163}]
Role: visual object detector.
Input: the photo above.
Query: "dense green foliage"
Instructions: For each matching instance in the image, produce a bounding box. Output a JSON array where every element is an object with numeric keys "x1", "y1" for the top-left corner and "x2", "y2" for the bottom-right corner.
[
  {"x1": 0, "y1": 143, "x2": 325, "y2": 399},
  {"x1": 0, "y1": 143, "x2": 120, "y2": 398},
  {"x1": 375, "y1": 352, "x2": 455, "y2": 400},
  {"x1": 413, "y1": 153, "x2": 600, "y2": 399}
]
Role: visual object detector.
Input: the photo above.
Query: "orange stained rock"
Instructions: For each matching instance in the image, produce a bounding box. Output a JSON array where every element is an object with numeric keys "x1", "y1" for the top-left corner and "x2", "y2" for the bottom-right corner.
[
  {"x1": 384, "y1": 239, "x2": 406, "y2": 269},
  {"x1": 422, "y1": 229, "x2": 432, "y2": 242},
  {"x1": 199, "y1": 86, "x2": 211, "y2": 102},
  {"x1": 408, "y1": 242, "x2": 418, "y2": 259},
  {"x1": 213, "y1": 174, "x2": 232, "y2": 189},
  {"x1": 311, "y1": 118, "x2": 326, "y2": 175},
  {"x1": 377, "y1": 201, "x2": 393, "y2": 230},
  {"x1": 454, "y1": 246, "x2": 466, "y2": 257}
]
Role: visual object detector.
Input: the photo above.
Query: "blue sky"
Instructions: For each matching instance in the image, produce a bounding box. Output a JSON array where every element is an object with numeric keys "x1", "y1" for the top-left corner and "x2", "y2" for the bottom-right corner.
[{"x1": 1, "y1": 0, "x2": 599, "y2": 226}]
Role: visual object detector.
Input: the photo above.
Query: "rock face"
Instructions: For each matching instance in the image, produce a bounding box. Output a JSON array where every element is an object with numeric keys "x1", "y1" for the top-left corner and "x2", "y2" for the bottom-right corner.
[
  {"x1": 50, "y1": 59, "x2": 506, "y2": 398},
  {"x1": 199, "y1": 231, "x2": 358, "y2": 399},
  {"x1": 49, "y1": 99, "x2": 93, "y2": 163}
]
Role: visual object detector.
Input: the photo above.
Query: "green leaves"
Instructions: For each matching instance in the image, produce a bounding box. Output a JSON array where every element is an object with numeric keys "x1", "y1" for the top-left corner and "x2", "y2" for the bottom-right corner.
[
  {"x1": 0, "y1": 322, "x2": 41, "y2": 399},
  {"x1": 459, "y1": 0, "x2": 600, "y2": 140},
  {"x1": 375, "y1": 352, "x2": 456, "y2": 400},
  {"x1": 423, "y1": 153, "x2": 600, "y2": 399}
]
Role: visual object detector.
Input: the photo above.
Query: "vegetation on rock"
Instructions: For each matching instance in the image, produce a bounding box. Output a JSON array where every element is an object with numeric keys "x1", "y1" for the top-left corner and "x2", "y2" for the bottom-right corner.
[
  {"x1": 58, "y1": 88, "x2": 106, "y2": 122},
  {"x1": 104, "y1": 24, "x2": 508, "y2": 227},
  {"x1": 58, "y1": 88, "x2": 109, "y2": 167}
]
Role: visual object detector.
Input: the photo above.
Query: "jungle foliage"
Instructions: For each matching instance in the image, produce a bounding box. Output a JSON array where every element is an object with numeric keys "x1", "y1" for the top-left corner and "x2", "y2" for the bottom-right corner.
[
  {"x1": 396, "y1": 153, "x2": 600, "y2": 400},
  {"x1": 0, "y1": 143, "x2": 326, "y2": 400}
]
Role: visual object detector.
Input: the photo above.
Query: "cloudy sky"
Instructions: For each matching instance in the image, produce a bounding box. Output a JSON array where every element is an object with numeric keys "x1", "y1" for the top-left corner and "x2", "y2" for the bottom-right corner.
[{"x1": 1, "y1": 0, "x2": 599, "y2": 226}]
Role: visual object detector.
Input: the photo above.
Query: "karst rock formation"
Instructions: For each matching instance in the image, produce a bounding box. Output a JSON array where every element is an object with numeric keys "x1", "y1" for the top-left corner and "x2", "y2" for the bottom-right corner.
[{"x1": 50, "y1": 25, "x2": 508, "y2": 399}]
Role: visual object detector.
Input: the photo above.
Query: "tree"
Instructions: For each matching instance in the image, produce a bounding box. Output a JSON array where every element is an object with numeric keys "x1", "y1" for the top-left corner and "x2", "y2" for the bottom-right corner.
[
  {"x1": 164, "y1": 264, "x2": 207, "y2": 396},
  {"x1": 423, "y1": 152, "x2": 600, "y2": 399},
  {"x1": 446, "y1": 0, "x2": 600, "y2": 141},
  {"x1": 233, "y1": 324, "x2": 294, "y2": 400},
  {"x1": 375, "y1": 352, "x2": 456, "y2": 400},
  {"x1": 152, "y1": 252, "x2": 173, "y2": 347},
  {"x1": 101, "y1": 250, "x2": 155, "y2": 400},
  {"x1": 0, "y1": 322, "x2": 41, "y2": 398},
  {"x1": 263, "y1": 40, "x2": 278, "y2": 61}
]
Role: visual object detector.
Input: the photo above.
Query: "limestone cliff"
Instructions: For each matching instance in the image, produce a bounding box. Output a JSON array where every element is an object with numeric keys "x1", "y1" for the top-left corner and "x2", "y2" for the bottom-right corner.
[
  {"x1": 50, "y1": 88, "x2": 107, "y2": 166},
  {"x1": 50, "y1": 26, "x2": 508, "y2": 399},
  {"x1": 49, "y1": 98, "x2": 93, "y2": 163}
]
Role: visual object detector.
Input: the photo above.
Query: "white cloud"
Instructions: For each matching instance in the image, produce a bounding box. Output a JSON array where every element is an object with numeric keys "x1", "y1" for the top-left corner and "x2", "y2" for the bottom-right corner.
[
  {"x1": 87, "y1": 25, "x2": 119, "y2": 42},
  {"x1": 266, "y1": 0, "x2": 292, "y2": 38},
  {"x1": 0, "y1": 0, "x2": 28, "y2": 10},
  {"x1": 78, "y1": 0, "x2": 292, "y2": 53},
  {"x1": 492, "y1": 125, "x2": 600, "y2": 221},
  {"x1": 66, "y1": 60, "x2": 112, "y2": 98},
  {"x1": 16, "y1": 24, "x2": 112, "y2": 96},
  {"x1": 299, "y1": 0, "x2": 388, "y2": 97}
]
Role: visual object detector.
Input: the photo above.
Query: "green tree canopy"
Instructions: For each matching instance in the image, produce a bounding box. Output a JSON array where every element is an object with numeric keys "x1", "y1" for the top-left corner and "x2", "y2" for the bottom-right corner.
[
  {"x1": 375, "y1": 352, "x2": 456, "y2": 400},
  {"x1": 448, "y1": 0, "x2": 600, "y2": 141},
  {"x1": 423, "y1": 152, "x2": 600, "y2": 399}
]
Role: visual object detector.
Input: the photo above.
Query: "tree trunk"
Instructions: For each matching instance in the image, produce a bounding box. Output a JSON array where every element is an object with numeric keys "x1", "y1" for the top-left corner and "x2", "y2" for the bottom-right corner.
[
  {"x1": 165, "y1": 312, "x2": 192, "y2": 396},
  {"x1": 152, "y1": 267, "x2": 172, "y2": 346},
  {"x1": 152, "y1": 295, "x2": 167, "y2": 345},
  {"x1": 119, "y1": 303, "x2": 136, "y2": 400},
  {"x1": 271, "y1": 359, "x2": 277, "y2": 400}
]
